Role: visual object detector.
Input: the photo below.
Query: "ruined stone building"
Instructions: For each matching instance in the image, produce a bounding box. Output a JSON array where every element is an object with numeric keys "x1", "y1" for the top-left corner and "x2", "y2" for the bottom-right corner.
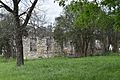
[
  {"x1": 22, "y1": 25, "x2": 63, "y2": 59},
  {"x1": 23, "y1": 27, "x2": 54, "y2": 59},
  {"x1": 22, "y1": 25, "x2": 107, "y2": 59}
]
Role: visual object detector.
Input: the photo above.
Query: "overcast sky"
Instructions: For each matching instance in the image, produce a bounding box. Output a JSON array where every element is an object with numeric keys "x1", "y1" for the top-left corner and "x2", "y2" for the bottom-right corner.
[
  {"x1": 0, "y1": 0, "x2": 63, "y2": 23},
  {"x1": 42, "y1": 0, "x2": 63, "y2": 24},
  {"x1": 0, "y1": 0, "x2": 94, "y2": 24},
  {"x1": 42, "y1": 0, "x2": 93, "y2": 24}
]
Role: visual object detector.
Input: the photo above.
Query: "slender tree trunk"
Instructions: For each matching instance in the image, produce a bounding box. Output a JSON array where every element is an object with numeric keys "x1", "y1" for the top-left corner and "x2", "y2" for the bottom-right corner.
[
  {"x1": 81, "y1": 31, "x2": 88, "y2": 57},
  {"x1": 60, "y1": 42, "x2": 64, "y2": 55},
  {"x1": 112, "y1": 32, "x2": 118, "y2": 52},
  {"x1": 74, "y1": 38, "x2": 82, "y2": 57},
  {"x1": 89, "y1": 39, "x2": 94, "y2": 55},
  {"x1": 80, "y1": 33, "x2": 84, "y2": 57},
  {"x1": 112, "y1": 41, "x2": 118, "y2": 52},
  {"x1": 10, "y1": 37, "x2": 16, "y2": 58},
  {"x1": 5, "y1": 42, "x2": 11, "y2": 58},
  {"x1": 84, "y1": 39, "x2": 89, "y2": 57},
  {"x1": 103, "y1": 35, "x2": 109, "y2": 54},
  {"x1": 74, "y1": 45, "x2": 81, "y2": 57}
]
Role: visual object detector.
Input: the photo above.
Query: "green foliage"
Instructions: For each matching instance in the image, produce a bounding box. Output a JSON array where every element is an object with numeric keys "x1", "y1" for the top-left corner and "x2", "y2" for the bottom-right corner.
[
  {"x1": 114, "y1": 12, "x2": 120, "y2": 31},
  {"x1": 55, "y1": 0, "x2": 67, "y2": 6},
  {"x1": 54, "y1": 16, "x2": 67, "y2": 46},
  {"x1": 70, "y1": 1, "x2": 104, "y2": 29},
  {"x1": 102, "y1": 0, "x2": 120, "y2": 31},
  {"x1": 0, "y1": 56, "x2": 120, "y2": 80},
  {"x1": 97, "y1": 14, "x2": 114, "y2": 31},
  {"x1": 102, "y1": 0, "x2": 120, "y2": 10},
  {"x1": 54, "y1": 0, "x2": 115, "y2": 55}
]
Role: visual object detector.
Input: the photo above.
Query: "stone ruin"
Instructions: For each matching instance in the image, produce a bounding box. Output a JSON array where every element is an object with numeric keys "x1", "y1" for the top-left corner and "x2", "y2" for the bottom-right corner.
[
  {"x1": 23, "y1": 26, "x2": 107, "y2": 59},
  {"x1": 22, "y1": 25, "x2": 74, "y2": 59}
]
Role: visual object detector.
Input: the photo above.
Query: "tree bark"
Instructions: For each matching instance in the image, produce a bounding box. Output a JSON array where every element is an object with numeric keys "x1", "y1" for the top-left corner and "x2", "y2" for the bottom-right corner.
[
  {"x1": 10, "y1": 36, "x2": 17, "y2": 58},
  {"x1": 111, "y1": 32, "x2": 118, "y2": 53},
  {"x1": 89, "y1": 39, "x2": 95, "y2": 55},
  {"x1": 60, "y1": 43, "x2": 64, "y2": 54},
  {"x1": 74, "y1": 37, "x2": 82, "y2": 57},
  {"x1": 15, "y1": 31, "x2": 24, "y2": 66},
  {"x1": 84, "y1": 39, "x2": 89, "y2": 57},
  {"x1": 12, "y1": 1, "x2": 24, "y2": 66},
  {"x1": 102, "y1": 35, "x2": 109, "y2": 54}
]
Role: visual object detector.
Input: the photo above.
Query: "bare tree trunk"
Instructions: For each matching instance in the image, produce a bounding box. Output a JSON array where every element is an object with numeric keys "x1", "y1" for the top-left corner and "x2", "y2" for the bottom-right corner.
[
  {"x1": 112, "y1": 32, "x2": 118, "y2": 53},
  {"x1": 0, "y1": 0, "x2": 38, "y2": 66},
  {"x1": 15, "y1": 32, "x2": 24, "y2": 66},
  {"x1": 58, "y1": 41, "x2": 63, "y2": 54},
  {"x1": 74, "y1": 38, "x2": 82, "y2": 57},
  {"x1": 13, "y1": 4, "x2": 24, "y2": 65},
  {"x1": 10, "y1": 36, "x2": 17, "y2": 58},
  {"x1": 112, "y1": 40, "x2": 118, "y2": 52},
  {"x1": 89, "y1": 39, "x2": 95, "y2": 56},
  {"x1": 102, "y1": 35, "x2": 109, "y2": 54},
  {"x1": 84, "y1": 39, "x2": 89, "y2": 57},
  {"x1": 81, "y1": 30, "x2": 89, "y2": 57}
]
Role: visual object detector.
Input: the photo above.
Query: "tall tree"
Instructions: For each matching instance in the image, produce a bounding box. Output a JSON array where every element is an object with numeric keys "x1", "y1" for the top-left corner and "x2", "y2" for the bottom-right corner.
[
  {"x1": 55, "y1": 0, "x2": 115, "y2": 56},
  {"x1": 0, "y1": 0, "x2": 38, "y2": 66}
]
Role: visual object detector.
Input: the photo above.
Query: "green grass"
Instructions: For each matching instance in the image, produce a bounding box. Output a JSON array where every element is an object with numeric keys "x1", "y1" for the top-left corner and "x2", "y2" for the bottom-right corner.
[{"x1": 0, "y1": 56, "x2": 120, "y2": 80}]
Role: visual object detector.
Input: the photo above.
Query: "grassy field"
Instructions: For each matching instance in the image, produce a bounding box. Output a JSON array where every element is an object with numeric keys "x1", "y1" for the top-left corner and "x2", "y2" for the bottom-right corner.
[{"x1": 0, "y1": 56, "x2": 120, "y2": 80}]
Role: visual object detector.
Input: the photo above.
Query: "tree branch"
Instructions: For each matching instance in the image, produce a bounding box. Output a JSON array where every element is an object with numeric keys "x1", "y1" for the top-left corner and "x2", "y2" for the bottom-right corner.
[
  {"x1": 0, "y1": 0, "x2": 13, "y2": 13},
  {"x1": 19, "y1": 12, "x2": 26, "y2": 17},
  {"x1": 0, "y1": 5, "x2": 3, "y2": 8},
  {"x1": 22, "y1": 0, "x2": 38, "y2": 27},
  {"x1": 19, "y1": 8, "x2": 29, "y2": 17},
  {"x1": 18, "y1": 0, "x2": 21, "y2": 3}
]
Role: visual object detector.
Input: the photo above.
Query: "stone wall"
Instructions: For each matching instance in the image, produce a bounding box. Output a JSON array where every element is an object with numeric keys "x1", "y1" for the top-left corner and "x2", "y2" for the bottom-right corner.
[
  {"x1": 23, "y1": 35, "x2": 76, "y2": 59},
  {"x1": 23, "y1": 36, "x2": 61, "y2": 59}
]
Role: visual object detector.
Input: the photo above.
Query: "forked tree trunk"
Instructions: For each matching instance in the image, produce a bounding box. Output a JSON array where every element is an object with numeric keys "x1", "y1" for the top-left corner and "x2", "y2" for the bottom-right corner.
[
  {"x1": 0, "y1": 0, "x2": 38, "y2": 66},
  {"x1": 14, "y1": 0, "x2": 38, "y2": 66},
  {"x1": 13, "y1": 3, "x2": 24, "y2": 66}
]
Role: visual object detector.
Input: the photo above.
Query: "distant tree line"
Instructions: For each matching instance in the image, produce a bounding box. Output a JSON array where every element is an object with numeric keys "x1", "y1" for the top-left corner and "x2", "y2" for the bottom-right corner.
[{"x1": 54, "y1": 0, "x2": 120, "y2": 57}]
